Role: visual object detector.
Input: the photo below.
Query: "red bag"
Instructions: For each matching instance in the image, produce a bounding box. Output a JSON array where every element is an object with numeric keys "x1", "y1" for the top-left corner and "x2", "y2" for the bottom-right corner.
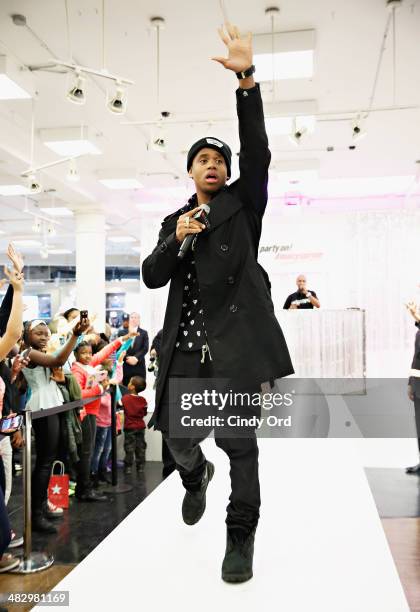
[{"x1": 48, "y1": 461, "x2": 70, "y2": 509}]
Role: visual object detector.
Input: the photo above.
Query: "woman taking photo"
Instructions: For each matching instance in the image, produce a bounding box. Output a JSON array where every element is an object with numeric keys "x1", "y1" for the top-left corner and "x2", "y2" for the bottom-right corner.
[{"x1": 21, "y1": 314, "x2": 90, "y2": 533}]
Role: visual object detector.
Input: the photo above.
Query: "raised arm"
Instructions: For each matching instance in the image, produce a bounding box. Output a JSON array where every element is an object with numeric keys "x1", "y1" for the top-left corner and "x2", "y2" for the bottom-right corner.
[
  {"x1": 29, "y1": 318, "x2": 90, "y2": 368},
  {"x1": 0, "y1": 266, "x2": 24, "y2": 361},
  {"x1": 212, "y1": 23, "x2": 271, "y2": 216}
]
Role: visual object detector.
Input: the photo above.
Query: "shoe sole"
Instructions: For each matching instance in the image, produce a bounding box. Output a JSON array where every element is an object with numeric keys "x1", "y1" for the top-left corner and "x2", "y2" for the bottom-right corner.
[
  {"x1": 8, "y1": 538, "x2": 24, "y2": 549},
  {"x1": 0, "y1": 559, "x2": 20, "y2": 573},
  {"x1": 222, "y1": 570, "x2": 253, "y2": 583}
]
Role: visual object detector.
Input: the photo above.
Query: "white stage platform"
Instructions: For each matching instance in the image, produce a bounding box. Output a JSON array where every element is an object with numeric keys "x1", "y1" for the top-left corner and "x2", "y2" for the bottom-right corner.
[{"x1": 39, "y1": 439, "x2": 409, "y2": 612}]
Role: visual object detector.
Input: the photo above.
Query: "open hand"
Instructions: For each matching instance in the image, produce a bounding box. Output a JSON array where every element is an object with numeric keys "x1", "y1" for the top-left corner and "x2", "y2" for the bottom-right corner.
[
  {"x1": 406, "y1": 302, "x2": 420, "y2": 322},
  {"x1": 212, "y1": 23, "x2": 253, "y2": 73},
  {"x1": 7, "y1": 243, "x2": 24, "y2": 274},
  {"x1": 3, "y1": 266, "x2": 24, "y2": 292}
]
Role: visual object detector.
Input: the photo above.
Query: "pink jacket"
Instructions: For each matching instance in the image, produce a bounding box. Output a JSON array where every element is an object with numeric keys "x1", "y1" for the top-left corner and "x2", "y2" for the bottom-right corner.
[
  {"x1": 96, "y1": 363, "x2": 123, "y2": 427},
  {"x1": 71, "y1": 339, "x2": 123, "y2": 416}
]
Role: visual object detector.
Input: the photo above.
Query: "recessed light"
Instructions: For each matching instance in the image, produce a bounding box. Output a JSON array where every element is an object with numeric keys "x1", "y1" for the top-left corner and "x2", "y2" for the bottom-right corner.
[
  {"x1": 12, "y1": 239, "x2": 42, "y2": 248},
  {"x1": 47, "y1": 248, "x2": 73, "y2": 254},
  {"x1": 108, "y1": 236, "x2": 137, "y2": 243},
  {"x1": 254, "y1": 51, "x2": 314, "y2": 81},
  {"x1": 99, "y1": 178, "x2": 143, "y2": 190},
  {"x1": 44, "y1": 139, "x2": 102, "y2": 156},
  {"x1": 0, "y1": 184, "x2": 30, "y2": 196},
  {"x1": 265, "y1": 115, "x2": 316, "y2": 135},
  {"x1": 0, "y1": 74, "x2": 31, "y2": 99},
  {"x1": 39, "y1": 207, "x2": 74, "y2": 217},
  {"x1": 0, "y1": 55, "x2": 33, "y2": 99}
]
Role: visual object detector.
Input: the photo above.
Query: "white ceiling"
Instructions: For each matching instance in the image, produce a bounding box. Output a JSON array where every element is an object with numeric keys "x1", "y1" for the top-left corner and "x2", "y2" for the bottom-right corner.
[{"x1": 0, "y1": 0, "x2": 419, "y2": 262}]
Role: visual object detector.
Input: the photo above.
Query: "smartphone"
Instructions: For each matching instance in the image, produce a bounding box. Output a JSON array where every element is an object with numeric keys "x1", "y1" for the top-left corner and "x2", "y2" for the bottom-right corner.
[
  {"x1": 20, "y1": 347, "x2": 32, "y2": 360},
  {"x1": 0, "y1": 415, "x2": 22, "y2": 432},
  {"x1": 80, "y1": 310, "x2": 88, "y2": 321}
]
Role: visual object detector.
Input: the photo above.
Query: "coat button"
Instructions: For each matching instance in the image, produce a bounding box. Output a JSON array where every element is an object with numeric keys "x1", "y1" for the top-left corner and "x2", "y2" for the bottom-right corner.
[
  {"x1": 220, "y1": 244, "x2": 229, "y2": 252},
  {"x1": 229, "y1": 304, "x2": 238, "y2": 313},
  {"x1": 227, "y1": 276, "x2": 234, "y2": 284}
]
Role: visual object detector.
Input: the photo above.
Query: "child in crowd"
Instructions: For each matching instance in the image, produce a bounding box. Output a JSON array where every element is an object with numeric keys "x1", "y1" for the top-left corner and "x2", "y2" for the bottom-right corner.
[
  {"x1": 71, "y1": 332, "x2": 135, "y2": 501},
  {"x1": 90, "y1": 352, "x2": 124, "y2": 487},
  {"x1": 121, "y1": 376, "x2": 147, "y2": 474}
]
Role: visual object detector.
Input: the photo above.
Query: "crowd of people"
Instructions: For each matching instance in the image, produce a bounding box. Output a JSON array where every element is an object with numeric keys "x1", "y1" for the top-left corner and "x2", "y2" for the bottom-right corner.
[{"x1": 0, "y1": 244, "x2": 160, "y2": 584}]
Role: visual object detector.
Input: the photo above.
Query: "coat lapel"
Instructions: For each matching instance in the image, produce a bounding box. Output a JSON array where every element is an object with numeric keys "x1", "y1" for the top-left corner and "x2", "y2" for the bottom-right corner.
[{"x1": 205, "y1": 186, "x2": 243, "y2": 233}]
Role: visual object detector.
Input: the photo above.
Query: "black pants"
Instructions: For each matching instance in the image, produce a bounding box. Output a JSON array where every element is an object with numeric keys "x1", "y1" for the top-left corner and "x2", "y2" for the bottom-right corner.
[
  {"x1": 160, "y1": 349, "x2": 261, "y2": 533},
  {"x1": 76, "y1": 414, "x2": 97, "y2": 495},
  {"x1": 414, "y1": 396, "x2": 420, "y2": 453},
  {"x1": 32, "y1": 414, "x2": 60, "y2": 513},
  {"x1": 124, "y1": 429, "x2": 146, "y2": 467},
  {"x1": 0, "y1": 457, "x2": 10, "y2": 555}
]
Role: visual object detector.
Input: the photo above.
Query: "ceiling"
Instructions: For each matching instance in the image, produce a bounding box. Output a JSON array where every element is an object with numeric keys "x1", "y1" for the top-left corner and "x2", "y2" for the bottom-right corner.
[{"x1": 0, "y1": 0, "x2": 419, "y2": 263}]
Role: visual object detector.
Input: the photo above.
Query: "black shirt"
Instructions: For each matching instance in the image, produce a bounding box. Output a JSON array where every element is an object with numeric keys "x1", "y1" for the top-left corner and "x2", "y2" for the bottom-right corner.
[
  {"x1": 283, "y1": 290, "x2": 318, "y2": 309},
  {"x1": 175, "y1": 195, "x2": 207, "y2": 352}
]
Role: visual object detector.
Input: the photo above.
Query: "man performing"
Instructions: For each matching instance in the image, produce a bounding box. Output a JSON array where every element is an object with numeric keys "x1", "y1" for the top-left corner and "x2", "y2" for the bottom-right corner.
[
  {"x1": 142, "y1": 23, "x2": 293, "y2": 583},
  {"x1": 283, "y1": 274, "x2": 321, "y2": 309}
]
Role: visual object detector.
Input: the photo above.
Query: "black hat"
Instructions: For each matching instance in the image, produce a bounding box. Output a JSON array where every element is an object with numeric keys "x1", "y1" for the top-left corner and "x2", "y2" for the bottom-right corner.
[
  {"x1": 187, "y1": 137, "x2": 232, "y2": 179},
  {"x1": 122, "y1": 313, "x2": 129, "y2": 322}
]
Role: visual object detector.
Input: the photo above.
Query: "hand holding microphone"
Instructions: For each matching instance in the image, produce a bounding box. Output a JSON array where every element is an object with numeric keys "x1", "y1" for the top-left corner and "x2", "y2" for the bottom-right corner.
[{"x1": 176, "y1": 205, "x2": 210, "y2": 259}]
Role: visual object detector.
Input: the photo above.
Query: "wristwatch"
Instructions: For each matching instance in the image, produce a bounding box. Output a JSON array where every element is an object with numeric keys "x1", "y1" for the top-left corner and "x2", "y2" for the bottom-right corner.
[{"x1": 236, "y1": 65, "x2": 255, "y2": 79}]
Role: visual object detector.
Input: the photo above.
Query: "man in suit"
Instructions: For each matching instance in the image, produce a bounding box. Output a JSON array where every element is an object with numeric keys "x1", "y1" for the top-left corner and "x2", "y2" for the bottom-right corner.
[
  {"x1": 142, "y1": 23, "x2": 293, "y2": 583},
  {"x1": 122, "y1": 312, "x2": 149, "y2": 386}
]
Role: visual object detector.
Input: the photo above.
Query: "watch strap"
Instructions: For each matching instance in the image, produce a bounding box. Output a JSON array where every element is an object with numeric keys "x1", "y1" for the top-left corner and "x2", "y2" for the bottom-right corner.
[{"x1": 236, "y1": 64, "x2": 255, "y2": 79}]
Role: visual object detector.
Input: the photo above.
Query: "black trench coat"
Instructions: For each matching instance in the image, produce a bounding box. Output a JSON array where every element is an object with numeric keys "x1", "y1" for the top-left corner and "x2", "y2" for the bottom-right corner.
[{"x1": 142, "y1": 84, "x2": 294, "y2": 429}]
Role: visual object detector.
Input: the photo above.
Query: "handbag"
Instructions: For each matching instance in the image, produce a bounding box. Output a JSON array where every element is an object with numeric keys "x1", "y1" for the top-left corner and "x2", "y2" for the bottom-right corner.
[{"x1": 48, "y1": 460, "x2": 70, "y2": 509}]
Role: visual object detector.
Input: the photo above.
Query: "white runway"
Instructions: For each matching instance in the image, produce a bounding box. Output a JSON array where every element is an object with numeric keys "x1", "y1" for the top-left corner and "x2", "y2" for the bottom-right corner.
[{"x1": 39, "y1": 439, "x2": 409, "y2": 612}]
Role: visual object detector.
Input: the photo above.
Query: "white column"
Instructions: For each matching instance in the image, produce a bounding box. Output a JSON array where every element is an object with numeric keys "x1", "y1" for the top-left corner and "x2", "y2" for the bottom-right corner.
[{"x1": 75, "y1": 209, "x2": 106, "y2": 332}]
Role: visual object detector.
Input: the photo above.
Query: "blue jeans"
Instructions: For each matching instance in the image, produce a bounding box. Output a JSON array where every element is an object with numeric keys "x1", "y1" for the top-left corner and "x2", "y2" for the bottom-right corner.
[{"x1": 91, "y1": 426, "x2": 111, "y2": 474}]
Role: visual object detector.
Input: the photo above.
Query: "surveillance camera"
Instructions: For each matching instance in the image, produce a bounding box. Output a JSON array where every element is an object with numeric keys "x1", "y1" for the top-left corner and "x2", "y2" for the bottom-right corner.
[
  {"x1": 152, "y1": 136, "x2": 166, "y2": 151},
  {"x1": 28, "y1": 177, "x2": 42, "y2": 194}
]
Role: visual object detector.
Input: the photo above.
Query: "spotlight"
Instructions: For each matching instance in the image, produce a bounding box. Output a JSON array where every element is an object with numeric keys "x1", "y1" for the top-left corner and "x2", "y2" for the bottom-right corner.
[
  {"x1": 47, "y1": 223, "x2": 56, "y2": 237},
  {"x1": 32, "y1": 218, "x2": 42, "y2": 233},
  {"x1": 67, "y1": 72, "x2": 86, "y2": 105},
  {"x1": 107, "y1": 82, "x2": 126, "y2": 114},
  {"x1": 66, "y1": 159, "x2": 80, "y2": 182},
  {"x1": 351, "y1": 116, "x2": 367, "y2": 142},
  {"x1": 27, "y1": 174, "x2": 42, "y2": 195}
]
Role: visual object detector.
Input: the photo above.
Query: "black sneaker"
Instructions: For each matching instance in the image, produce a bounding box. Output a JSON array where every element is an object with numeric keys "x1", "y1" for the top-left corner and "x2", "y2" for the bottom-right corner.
[
  {"x1": 222, "y1": 527, "x2": 256, "y2": 583},
  {"x1": 406, "y1": 462, "x2": 420, "y2": 474},
  {"x1": 32, "y1": 513, "x2": 58, "y2": 534},
  {"x1": 182, "y1": 461, "x2": 214, "y2": 525},
  {"x1": 76, "y1": 490, "x2": 108, "y2": 502},
  {"x1": 98, "y1": 470, "x2": 111, "y2": 484}
]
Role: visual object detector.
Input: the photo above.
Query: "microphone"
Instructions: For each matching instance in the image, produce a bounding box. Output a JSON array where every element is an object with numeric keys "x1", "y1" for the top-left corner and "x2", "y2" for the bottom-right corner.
[{"x1": 178, "y1": 204, "x2": 210, "y2": 259}]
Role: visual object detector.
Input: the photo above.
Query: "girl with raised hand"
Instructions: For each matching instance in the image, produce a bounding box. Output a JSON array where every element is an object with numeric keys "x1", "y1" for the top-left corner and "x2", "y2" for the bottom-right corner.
[{"x1": 21, "y1": 314, "x2": 90, "y2": 533}]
